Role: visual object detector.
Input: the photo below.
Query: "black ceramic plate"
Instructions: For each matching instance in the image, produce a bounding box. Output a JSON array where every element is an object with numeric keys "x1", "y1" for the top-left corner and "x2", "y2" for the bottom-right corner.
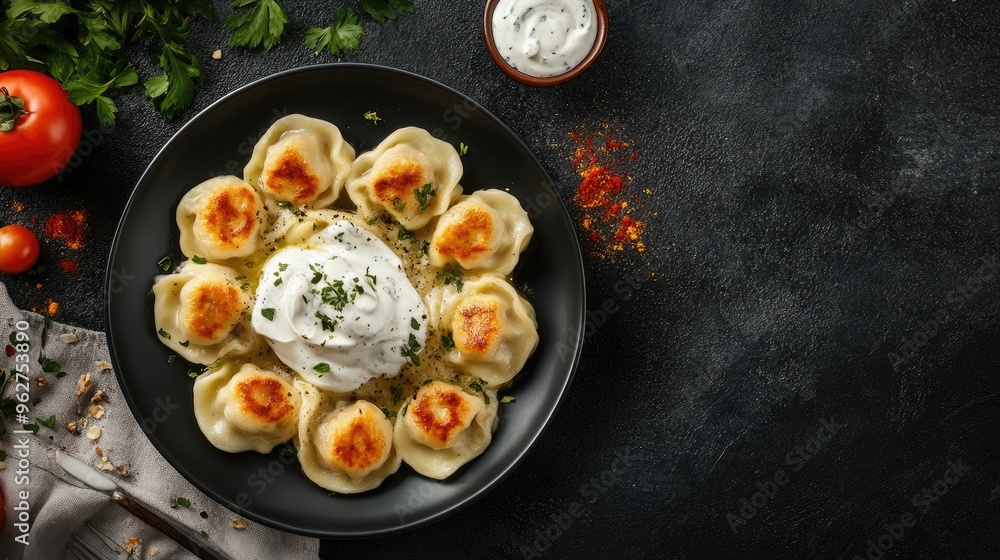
[{"x1": 105, "y1": 64, "x2": 585, "y2": 537}]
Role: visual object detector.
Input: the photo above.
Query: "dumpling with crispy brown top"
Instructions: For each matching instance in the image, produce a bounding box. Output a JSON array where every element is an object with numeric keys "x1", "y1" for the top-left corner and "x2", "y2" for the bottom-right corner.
[
  {"x1": 295, "y1": 381, "x2": 401, "y2": 493},
  {"x1": 193, "y1": 363, "x2": 300, "y2": 453},
  {"x1": 429, "y1": 190, "x2": 533, "y2": 274},
  {"x1": 152, "y1": 261, "x2": 255, "y2": 364},
  {"x1": 394, "y1": 381, "x2": 497, "y2": 479},
  {"x1": 244, "y1": 114, "x2": 355, "y2": 207},
  {"x1": 426, "y1": 274, "x2": 538, "y2": 387},
  {"x1": 176, "y1": 176, "x2": 265, "y2": 261},
  {"x1": 346, "y1": 127, "x2": 462, "y2": 229}
]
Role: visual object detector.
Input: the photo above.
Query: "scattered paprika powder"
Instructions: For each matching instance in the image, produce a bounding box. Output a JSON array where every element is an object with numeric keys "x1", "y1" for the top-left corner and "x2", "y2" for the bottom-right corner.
[{"x1": 568, "y1": 125, "x2": 648, "y2": 257}]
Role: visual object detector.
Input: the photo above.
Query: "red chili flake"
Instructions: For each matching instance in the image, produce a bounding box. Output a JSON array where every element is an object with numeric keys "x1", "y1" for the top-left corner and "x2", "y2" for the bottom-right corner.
[
  {"x1": 45, "y1": 209, "x2": 87, "y2": 250},
  {"x1": 59, "y1": 259, "x2": 79, "y2": 276},
  {"x1": 5, "y1": 345, "x2": 14, "y2": 357}
]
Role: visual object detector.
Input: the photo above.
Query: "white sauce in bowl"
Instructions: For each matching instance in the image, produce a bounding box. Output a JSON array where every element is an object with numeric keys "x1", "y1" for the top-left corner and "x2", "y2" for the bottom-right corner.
[
  {"x1": 491, "y1": 0, "x2": 598, "y2": 78},
  {"x1": 251, "y1": 220, "x2": 427, "y2": 393}
]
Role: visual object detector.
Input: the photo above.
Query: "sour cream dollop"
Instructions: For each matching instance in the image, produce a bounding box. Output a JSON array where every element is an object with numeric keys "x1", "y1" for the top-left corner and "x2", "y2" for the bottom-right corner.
[
  {"x1": 491, "y1": 0, "x2": 598, "y2": 78},
  {"x1": 251, "y1": 220, "x2": 427, "y2": 392}
]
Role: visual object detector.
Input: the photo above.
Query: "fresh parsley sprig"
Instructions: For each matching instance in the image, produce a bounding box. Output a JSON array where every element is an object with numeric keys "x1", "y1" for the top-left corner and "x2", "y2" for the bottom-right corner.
[
  {"x1": 305, "y1": 8, "x2": 364, "y2": 56},
  {"x1": 226, "y1": 0, "x2": 288, "y2": 50},
  {"x1": 360, "y1": 0, "x2": 414, "y2": 23}
]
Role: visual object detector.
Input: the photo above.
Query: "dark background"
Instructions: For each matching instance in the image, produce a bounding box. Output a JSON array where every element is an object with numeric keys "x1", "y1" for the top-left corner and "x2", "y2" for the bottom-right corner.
[{"x1": 3, "y1": 0, "x2": 1000, "y2": 558}]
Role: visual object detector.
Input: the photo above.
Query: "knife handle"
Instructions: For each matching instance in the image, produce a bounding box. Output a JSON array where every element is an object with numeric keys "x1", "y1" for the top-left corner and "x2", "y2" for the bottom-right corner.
[{"x1": 111, "y1": 489, "x2": 234, "y2": 560}]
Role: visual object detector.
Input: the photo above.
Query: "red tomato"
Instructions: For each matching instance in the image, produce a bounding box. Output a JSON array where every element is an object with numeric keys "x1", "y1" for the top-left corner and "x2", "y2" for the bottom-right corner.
[
  {"x1": 0, "y1": 70, "x2": 82, "y2": 187},
  {"x1": 0, "y1": 224, "x2": 41, "y2": 274}
]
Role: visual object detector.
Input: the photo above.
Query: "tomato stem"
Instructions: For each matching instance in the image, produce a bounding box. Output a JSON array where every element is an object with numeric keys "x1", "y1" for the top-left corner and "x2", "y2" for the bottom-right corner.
[{"x1": 0, "y1": 87, "x2": 30, "y2": 132}]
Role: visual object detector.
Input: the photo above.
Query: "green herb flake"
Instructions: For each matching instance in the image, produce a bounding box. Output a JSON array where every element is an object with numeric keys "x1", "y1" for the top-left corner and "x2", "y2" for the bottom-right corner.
[
  {"x1": 392, "y1": 197, "x2": 406, "y2": 212},
  {"x1": 158, "y1": 328, "x2": 171, "y2": 339},
  {"x1": 167, "y1": 355, "x2": 177, "y2": 364},
  {"x1": 37, "y1": 415, "x2": 56, "y2": 429},
  {"x1": 200, "y1": 530, "x2": 209, "y2": 539},
  {"x1": 436, "y1": 269, "x2": 465, "y2": 291},
  {"x1": 399, "y1": 333, "x2": 421, "y2": 366},
  {"x1": 313, "y1": 362, "x2": 331, "y2": 375},
  {"x1": 179, "y1": 340, "x2": 190, "y2": 347},
  {"x1": 441, "y1": 334, "x2": 455, "y2": 350},
  {"x1": 380, "y1": 405, "x2": 397, "y2": 419},
  {"x1": 364, "y1": 110, "x2": 382, "y2": 124},
  {"x1": 200, "y1": 511, "x2": 208, "y2": 519},
  {"x1": 192, "y1": 255, "x2": 208, "y2": 264},
  {"x1": 274, "y1": 277, "x2": 283, "y2": 287},
  {"x1": 22, "y1": 423, "x2": 39, "y2": 435},
  {"x1": 459, "y1": 142, "x2": 469, "y2": 156},
  {"x1": 500, "y1": 395, "x2": 516, "y2": 404},
  {"x1": 411, "y1": 318, "x2": 420, "y2": 330},
  {"x1": 413, "y1": 183, "x2": 436, "y2": 212},
  {"x1": 157, "y1": 256, "x2": 173, "y2": 272},
  {"x1": 261, "y1": 308, "x2": 276, "y2": 321},
  {"x1": 170, "y1": 496, "x2": 191, "y2": 509},
  {"x1": 278, "y1": 263, "x2": 289, "y2": 272},
  {"x1": 390, "y1": 385, "x2": 404, "y2": 405}
]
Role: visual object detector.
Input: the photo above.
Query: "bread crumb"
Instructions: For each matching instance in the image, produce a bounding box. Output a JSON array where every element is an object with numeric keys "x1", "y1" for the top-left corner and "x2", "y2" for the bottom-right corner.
[
  {"x1": 124, "y1": 536, "x2": 141, "y2": 554},
  {"x1": 149, "y1": 546, "x2": 158, "y2": 557},
  {"x1": 0, "y1": 460, "x2": 6, "y2": 470},
  {"x1": 91, "y1": 389, "x2": 109, "y2": 403},
  {"x1": 96, "y1": 360, "x2": 112, "y2": 371},
  {"x1": 94, "y1": 446, "x2": 104, "y2": 458},
  {"x1": 89, "y1": 404, "x2": 105, "y2": 419},
  {"x1": 60, "y1": 332, "x2": 78, "y2": 343},
  {"x1": 67, "y1": 421, "x2": 81, "y2": 435},
  {"x1": 212, "y1": 49, "x2": 223, "y2": 60},
  {"x1": 35, "y1": 376, "x2": 46, "y2": 387},
  {"x1": 117, "y1": 463, "x2": 130, "y2": 477},
  {"x1": 98, "y1": 455, "x2": 114, "y2": 471},
  {"x1": 230, "y1": 517, "x2": 247, "y2": 530},
  {"x1": 76, "y1": 373, "x2": 93, "y2": 396},
  {"x1": 86, "y1": 425, "x2": 101, "y2": 441}
]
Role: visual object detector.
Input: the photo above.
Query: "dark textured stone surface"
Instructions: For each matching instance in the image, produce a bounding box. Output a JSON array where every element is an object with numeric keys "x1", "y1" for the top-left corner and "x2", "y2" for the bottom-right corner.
[{"x1": 3, "y1": 0, "x2": 1000, "y2": 558}]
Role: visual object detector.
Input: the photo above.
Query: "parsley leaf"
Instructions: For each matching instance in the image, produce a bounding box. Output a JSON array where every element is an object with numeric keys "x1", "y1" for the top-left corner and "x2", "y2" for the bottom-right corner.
[
  {"x1": 436, "y1": 269, "x2": 465, "y2": 292},
  {"x1": 400, "y1": 333, "x2": 421, "y2": 366},
  {"x1": 158, "y1": 328, "x2": 171, "y2": 339},
  {"x1": 37, "y1": 415, "x2": 56, "y2": 429},
  {"x1": 226, "y1": 0, "x2": 289, "y2": 50},
  {"x1": 157, "y1": 256, "x2": 173, "y2": 272},
  {"x1": 170, "y1": 496, "x2": 191, "y2": 509},
  {"x1": 261, "y1": 308, "x2": 275, "y2": 321},
  {"x1": 390, "y1": 385, "x2": 403, "y2": 405},
  {"x1": 191, "y1": 255, "x2": 208, "y2": 264},
  {"x1": 413, "y1": 183, "x2": 435, "y2": 211},
  {"x1": 380, "y1": 405, "x2": 397, "y2": 419},
  {"x1": 305, "y1": 8, "x2": 364, "y2": 56},
  {"x1": 411, "y1": 317, "x2": 420, "y2": 330},
  {"x1": 22, "y1": 422, "x2": 38, "y2": 435},
  {"x1": 360, "y1": 0, "x2": 414, "y2": 23},
  {"x1": 441, "y1": 334, "x2": 455, "y2": 351},
  {"x1": 500, "y1": 395, "x2": 516, "y2": 404},
  {"x1": 313, "y1": 362, "x2": 331, "y2": 375}
]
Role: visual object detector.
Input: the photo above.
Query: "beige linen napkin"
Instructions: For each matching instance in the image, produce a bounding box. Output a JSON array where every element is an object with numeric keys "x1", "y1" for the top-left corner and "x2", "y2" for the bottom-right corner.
[{"x1": 0, "y1": 282, "x2": 318, "y2": 559}]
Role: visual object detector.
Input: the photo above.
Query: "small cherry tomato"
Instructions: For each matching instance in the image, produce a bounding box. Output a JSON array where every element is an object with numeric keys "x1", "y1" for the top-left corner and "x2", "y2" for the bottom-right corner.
[
  {"x1": 0, "y1": 224, "x2": 41, "y2": 274},
  {"x1": 0, "y1": 69, "x2": 83, "y2": 187}
]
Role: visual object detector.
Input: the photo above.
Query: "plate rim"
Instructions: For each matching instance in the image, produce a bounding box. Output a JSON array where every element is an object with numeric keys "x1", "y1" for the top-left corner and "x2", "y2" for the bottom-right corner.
[{"x1": 104, "y1": 62, "x2": 587, "y2": 537}]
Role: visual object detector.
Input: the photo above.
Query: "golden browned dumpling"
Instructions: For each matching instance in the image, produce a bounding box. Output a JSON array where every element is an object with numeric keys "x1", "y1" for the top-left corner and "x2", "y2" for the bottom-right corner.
[
  {"x1": 403, "y1": 381, "x2": 485, "y2": 450},
  {"x1": 295, "y1": 381, "x2": 402, "y2": 493},
  {"x1": 429, "y1": 190, "x2": 533, "y2": 274},
  {"x1": 452, "y1": 294, "x2": 506, "y2": 359},
  {"x1": 152, "y1": 262, "x2": 255, "y2": 364},
  {"x1": 346, "y1": 127, "x2": 462, "y2": 229},
  {"x1": 244, "y1": 114, "x2": 355, "y2": 207},
  {"x1": 394, "y1": 381, "x2": 498, "y2": 479},
  {"x1": 193, "y1": 363, "x2": 300, "y2": 453},
  {"x1": 177, "y1": 176, "x2": 265, "y2": 261}
]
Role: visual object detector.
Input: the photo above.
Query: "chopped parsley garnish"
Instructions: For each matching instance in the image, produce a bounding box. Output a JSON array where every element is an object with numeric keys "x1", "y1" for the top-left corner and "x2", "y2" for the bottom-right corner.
[
  {"x1": 400, "y1": 333, "x2": 421, "y2": 366},
  {"x1": 170, "y1": 496, "x2": 191, "y2": 509},
  {"x1": 401, "y1": 403, "x2": 409, "y2": 417},
  {"x1": 392, "y1": 197, "x2": 406, "y2": 212},
  {"x1": 192, "y1": 255, "x2": 208, "y2": 264},
  {"x1": 335, "y1": 231, "x2": 345, "y2": 242},
  {"x1": 240, "y1": 283, "x2": 251, "y2": 291},
  {"x1": 157, "y1": 256, "x2": 173, "y2": 272},
  {"x1": 441, "y1": 334, "x2": 455, "y2": 351},
  {"x1": 310, "y1": 263, "x2": 324, "y2": 284},
  {"x1": 179, "y1": 340, "x2": 190, "y2": 347},
  {"x1": 261, "y1": 308, "x2": 276, "y2": 321},
  {"x1": 37, "y1": 415, "x2": 56, "y2": 429},
  {"x1": 413, "y1": 183, "x2": 435, "y2": 211},
  {"x1": 167, "y1": 355, "x2": 176, "y2": 364},
  {"x1": 40, "y1": 357, "x2": 64, "y2": 378},
  {"x1": 278, "y1": 263, "x2": 288, "y2": 272},
  {"x1": 437, "y1": 269, "x2": 464, "y2": 291},
  {"x1": 158, "y1": 328, "x2": 171, "y2": 339},
  {"x1": 274, "y1": 277, "x2": 283, "y2": 287},
  {"x1": 469, "y1": 381, "x2": 484, "y2": 393},
  {"x1": 313, "y1": 363, "x2": 331, "y2": 375},
  {"x1": 390, "y1": 385, "x2": 404, "y2": 405},
  {"x1": 398, "y1": 227, "x2": 416, "y2": 242},
  {"x1": 380, "y1": 406, "x2": 397, "y2": 419},
  {"x1": 200, "y1": 511, "x2": 209, "y2": 519},
  {"x1": 22, "y1": 423, "x2": 38, "y2": 435},
  {"x1": 364, "y1": 110, "x2": 382, "y2": 124},
  {"x1": 459, "y1": 142, "x2": 469, "y2": 156},
  {"x1": 315, "y1": 312, "x2": 338, "y2": 332},
  {"x1": 277, "y1": 201, "x2": 304, "y2": 216},
  {"x1": 365, "y1": 268, "x2": 377, "y2": 290},
  {"x1": 411, "y1": 318, "x2": 420, "y2": 330},
  {"x1": 200, "y1": 530, "x2": 209, "y2": 539},
  {"x1": 484, "y1": 393, "x2": 490, "y2": 404}
]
